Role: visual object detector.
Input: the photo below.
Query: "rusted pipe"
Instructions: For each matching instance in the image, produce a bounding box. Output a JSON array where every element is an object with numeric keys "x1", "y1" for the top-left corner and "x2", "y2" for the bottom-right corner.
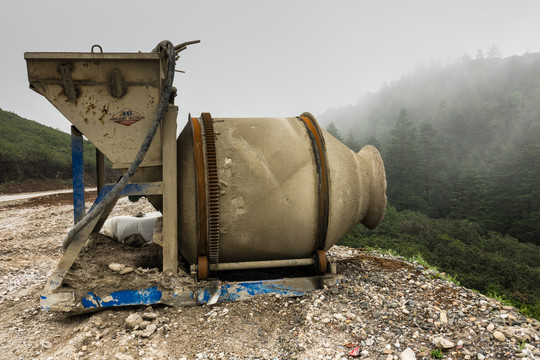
[{"x1": 208, "y1": 258, "x2": 316, "y2": 271}]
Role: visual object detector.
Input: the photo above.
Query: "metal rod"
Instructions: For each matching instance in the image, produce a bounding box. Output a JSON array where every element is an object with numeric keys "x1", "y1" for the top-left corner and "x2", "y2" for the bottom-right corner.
[
  {"x1": 96, "y1": 148, "x2": 105, "y2": 193},
  {"x1": 162, "y1": 105, "x2": 178, "y2": 276},
  {"x1": 208, "y1": 258, "x2": 316, "y2": 271}
]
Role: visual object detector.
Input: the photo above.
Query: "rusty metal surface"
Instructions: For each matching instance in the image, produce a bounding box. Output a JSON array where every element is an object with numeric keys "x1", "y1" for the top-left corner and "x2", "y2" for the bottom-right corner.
[
  {"x1": 208, "y1": 257, "x2": 317, "y2": 271},
  {"x1": 191, "y1": 117, "x2": 208, "y2": 259},
  {"x1": 299, "y1": 113, "x2": 330, "y2": 251},
  {"x1": 198, "y1": 255, "x2": 209, "y2": 280},
  {"x1": 315, "y1": 250, "x2": 327, "y2": 274},
  {"x1": 201, "y1": 113, "x2": 220, "y2": 264}
]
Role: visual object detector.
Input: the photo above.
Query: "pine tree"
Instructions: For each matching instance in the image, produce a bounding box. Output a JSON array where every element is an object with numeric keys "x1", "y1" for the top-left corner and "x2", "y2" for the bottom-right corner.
[
  {"x1": 326, "y1": 122, "x2": 343, "y2": 142},
  {"x1": 475, "y1": 48, "x2": 484, "y2": 60},
  {"x1": 487, "y1": 45, "x2": 501, "y2": 58},
  {"x1": 516, "y1": 129, "x2": 540, "y2": 245},
  {"x1": 344, "y1": 130, "x2": 362, "y2": 152},
  {"x1": 484, "y1": 129, "x2": 540, "y2": 245},
  {"x1": 364, "y1": 136, "x2": 382, "y2": 151},
  {"x1": 417, "y1": 122, "x2": 448, "y2": 216},
  {"x1": 384, "y1": 109, "x2": 424, "y2": 211},
  {"x1": 450, "y1": 169, "x2": 488, "y2": 221}
]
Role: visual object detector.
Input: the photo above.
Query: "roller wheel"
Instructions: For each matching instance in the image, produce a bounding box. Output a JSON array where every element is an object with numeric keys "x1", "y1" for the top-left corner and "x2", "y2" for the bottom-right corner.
[
  {"x1": 198, "y1": 256, "x2": 209, "y2": 280},
  {"x1": 315, "y1": 250, "x2": 327, "y2": 274}
]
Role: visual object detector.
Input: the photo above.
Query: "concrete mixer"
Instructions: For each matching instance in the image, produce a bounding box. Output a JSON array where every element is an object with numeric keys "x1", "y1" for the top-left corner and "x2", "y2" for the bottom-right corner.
[{"x1": 24, "y1": 40, "x2": 387, "y2": 312}]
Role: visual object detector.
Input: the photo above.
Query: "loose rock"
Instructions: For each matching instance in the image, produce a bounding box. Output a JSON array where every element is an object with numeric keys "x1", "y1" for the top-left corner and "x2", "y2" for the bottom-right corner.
[
  {"x1": 142, "y1": 312, "x2": 158, "y2": 320},
  {"x1": 400, "y1": 347, "x2": 416, "y2": 360},
  {"x1": 141, "y1": 324, "x2": 157, "y2": 337},
  {"x1": 492, "y1": 331, "x2": 506, "y2": 342},
  {"x1": 109, "y1": 263, "x2": 124, "y2": 272},
  {"x1": 432, "y1": 336, "x2": 455, "y2": 349},
  {"x1": 125, "y1": 313, "x2": 143, "y2": 329}
]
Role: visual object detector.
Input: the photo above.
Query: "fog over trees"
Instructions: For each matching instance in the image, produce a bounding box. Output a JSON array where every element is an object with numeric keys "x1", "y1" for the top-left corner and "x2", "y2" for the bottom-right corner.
[{"x1": 322, "y1": 51, "x2": 540, "y2": 246}]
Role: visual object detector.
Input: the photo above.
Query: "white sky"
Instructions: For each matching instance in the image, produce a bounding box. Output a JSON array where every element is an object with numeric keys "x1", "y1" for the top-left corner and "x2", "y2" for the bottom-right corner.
[{"x1": 1, "y1": 0, "x2": 540, "y2": 133}]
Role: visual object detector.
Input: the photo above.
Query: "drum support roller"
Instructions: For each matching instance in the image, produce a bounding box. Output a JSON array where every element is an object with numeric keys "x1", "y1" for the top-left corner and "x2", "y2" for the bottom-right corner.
[{"x1": 194, "y1": 251, "x2": 332, "y2": 280}]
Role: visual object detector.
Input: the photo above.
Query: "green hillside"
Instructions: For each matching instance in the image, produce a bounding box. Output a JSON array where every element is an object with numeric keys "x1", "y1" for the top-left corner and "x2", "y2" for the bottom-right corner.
[{"x1": 0, "y1": 108, "x2": 106, "y2": 190}]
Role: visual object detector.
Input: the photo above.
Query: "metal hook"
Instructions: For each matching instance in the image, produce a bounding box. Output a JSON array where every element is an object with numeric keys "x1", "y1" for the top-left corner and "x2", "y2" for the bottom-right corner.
[{"x1": 91, "y1": 44, "x2": 103, "y2": 53}]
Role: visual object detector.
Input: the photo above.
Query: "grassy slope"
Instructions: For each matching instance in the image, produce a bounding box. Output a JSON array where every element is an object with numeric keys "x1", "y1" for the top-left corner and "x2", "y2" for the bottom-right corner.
[{"x1": 0, "y1": 108, "x2": 106, "y2": 191}]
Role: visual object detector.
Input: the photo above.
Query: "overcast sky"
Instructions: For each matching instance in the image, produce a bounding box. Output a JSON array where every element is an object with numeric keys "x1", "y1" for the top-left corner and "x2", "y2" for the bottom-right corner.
[{"x1": 1, "y1": 1, "x2": 539, "y2": 133}]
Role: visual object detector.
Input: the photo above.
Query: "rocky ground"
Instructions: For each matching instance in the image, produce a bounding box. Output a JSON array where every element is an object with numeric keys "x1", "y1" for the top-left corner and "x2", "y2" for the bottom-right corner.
[{"x1": 0, "y1": 194, "x2": 539, "y2": 360}]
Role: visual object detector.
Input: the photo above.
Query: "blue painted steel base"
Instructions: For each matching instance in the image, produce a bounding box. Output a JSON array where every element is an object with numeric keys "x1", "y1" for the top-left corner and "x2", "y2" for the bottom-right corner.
[
  {"x1": 195, "y1": 281, "x2": 305, "y2": 304},
  {"x1": 82, "y1": 287, "x2": 163, "y2": 308},
  {"x1": 40, "y1": 275, "x2": 341, "y2": 312}
]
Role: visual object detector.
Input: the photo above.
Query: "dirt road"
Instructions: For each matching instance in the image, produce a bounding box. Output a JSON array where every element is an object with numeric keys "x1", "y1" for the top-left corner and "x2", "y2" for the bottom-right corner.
[{"x1": 0, "y1": 188, "x2": 97, "y2": 206}]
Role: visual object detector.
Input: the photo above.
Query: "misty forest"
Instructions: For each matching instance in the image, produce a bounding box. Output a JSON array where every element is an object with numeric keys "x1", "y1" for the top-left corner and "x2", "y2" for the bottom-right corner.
[
  {"x1": 0, "y1": 48, "x2": 539, "y2": 318},
  {"x1": 322, "y1": 50, "x2": 540, "y2": 318}
]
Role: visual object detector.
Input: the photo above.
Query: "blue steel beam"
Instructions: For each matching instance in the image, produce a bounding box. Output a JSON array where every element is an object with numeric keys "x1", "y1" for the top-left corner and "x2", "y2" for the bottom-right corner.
[
  {"x1": 93, "y1": 182, "x2": 163, "y2": 207},
  {"x1": 81, "y1": 287, "x2": 163, "y2": 308},
  {"x1": 195, "y1": 281, "x2": 305, "y2": 304},
  {"x1": 71, "y1": 126, "x2": 85, "y2": 224}
]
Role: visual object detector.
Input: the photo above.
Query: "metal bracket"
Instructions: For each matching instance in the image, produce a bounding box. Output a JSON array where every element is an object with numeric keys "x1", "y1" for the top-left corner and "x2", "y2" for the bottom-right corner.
[{"x1": 58, "y1": 63, "x2": 78, "y2": 102}]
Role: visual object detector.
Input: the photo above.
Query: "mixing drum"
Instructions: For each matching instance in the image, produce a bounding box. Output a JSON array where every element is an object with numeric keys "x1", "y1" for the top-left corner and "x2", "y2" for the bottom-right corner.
[{"x1": 178, "y1": 112, "x2": 387, "y2": 277}]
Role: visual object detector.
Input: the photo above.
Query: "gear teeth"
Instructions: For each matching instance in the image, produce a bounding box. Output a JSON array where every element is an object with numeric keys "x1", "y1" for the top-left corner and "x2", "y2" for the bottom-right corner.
[{"x1": 202, "y1": 113, "x2": 220, "y2": 264}]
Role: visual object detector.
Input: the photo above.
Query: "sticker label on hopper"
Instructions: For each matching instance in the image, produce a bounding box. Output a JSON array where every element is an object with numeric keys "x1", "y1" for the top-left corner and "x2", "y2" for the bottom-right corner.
[{"x1": 111, "y1": 109, "x2": 144, "y2": 126}]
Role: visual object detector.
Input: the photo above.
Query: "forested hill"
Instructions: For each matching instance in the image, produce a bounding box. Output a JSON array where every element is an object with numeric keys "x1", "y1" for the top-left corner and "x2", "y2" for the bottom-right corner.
[
  {"x1": 321, "y1": 52, "x2": 540, "y2": 246},
  {"x1": 0, "y1": 108, "x2": 101, "y2": 188}
]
